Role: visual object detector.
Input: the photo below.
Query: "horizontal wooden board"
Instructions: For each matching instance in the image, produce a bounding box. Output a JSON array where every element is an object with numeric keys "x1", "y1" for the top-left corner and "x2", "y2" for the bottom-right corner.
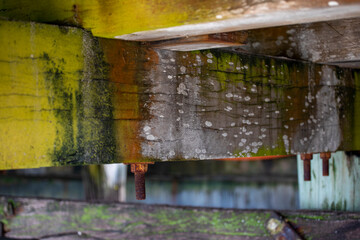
[
  {"x1": 1, "y1": 20, "x2": 360, "y2": 169},
  {"x1": 236, "y1": 18, "x2": 360, "y2": 63},
  {"x1": 1, "y1": 197, "x2": 360, "y2": 239},
  {"x1": 1, "y1": 0, "x2": 360, "y2": 39}
]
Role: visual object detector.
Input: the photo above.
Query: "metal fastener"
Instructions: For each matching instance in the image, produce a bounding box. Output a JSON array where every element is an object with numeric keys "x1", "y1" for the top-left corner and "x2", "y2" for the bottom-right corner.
[
  {"x1": 320, "y1": 152, "x2": 331, "y2": 176},
  {"x1": 301, "y1": 153, "x2": 313, "y2": 181},
  {"x1": 130, "y1": 163, "x2": 153, "y2": 200}
]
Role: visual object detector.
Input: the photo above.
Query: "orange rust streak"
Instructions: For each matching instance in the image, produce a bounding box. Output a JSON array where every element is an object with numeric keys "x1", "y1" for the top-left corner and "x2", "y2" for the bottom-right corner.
[
  {"x1": 99, "y1": 39, "x2": 159, "y2": 162},
  {"x1": 217, "y1": 155, "x2": 295, "y2": 161}
]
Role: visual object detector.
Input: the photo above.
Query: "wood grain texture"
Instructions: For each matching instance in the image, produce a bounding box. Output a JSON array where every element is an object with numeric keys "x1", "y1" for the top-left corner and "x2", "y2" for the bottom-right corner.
[
  {"x1": 124, "y1": 48, "x2": 360, "y2": 160},
  {"x1": 1, "y1": 0, "x2": 360, "y2": 39},
  {"x1": 1, "y1": 20, "x2": 360, "y2": 170},
  {"x1": 0, "y1": 20, "x2": 116, "y2": 169},
  {"x1": 236, "y1": 18, "x2": 360, "y2": 64},
  {"x1": 1, "y1": 197, "x2": 360, "y2": 239}
]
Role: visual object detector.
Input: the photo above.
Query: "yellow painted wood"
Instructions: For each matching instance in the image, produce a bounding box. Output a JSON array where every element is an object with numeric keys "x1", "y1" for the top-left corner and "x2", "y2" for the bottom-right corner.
[
  {"x1": 0, "y1": 20, "x2": 86, "y2": 169},
  {"x1": 1, "y1": 0, "x2": 360, "y2": 40}
]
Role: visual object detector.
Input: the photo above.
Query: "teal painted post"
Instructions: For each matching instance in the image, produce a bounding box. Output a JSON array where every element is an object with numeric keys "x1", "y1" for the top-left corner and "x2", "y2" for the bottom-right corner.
[{"x1": 298, "y1": 151, "x2": 360, "y2": 211}]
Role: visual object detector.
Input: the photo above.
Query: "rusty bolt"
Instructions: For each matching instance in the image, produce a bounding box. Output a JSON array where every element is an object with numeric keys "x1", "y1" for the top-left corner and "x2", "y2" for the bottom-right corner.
[
  {"x1": 301, "y1": 153, "x2": 313, "y2": 181},
  {"x1": 320, "y1": 152, "x2": 331, "y2": 176},
  {"x1": 130, "y1": 163, "x2": 152, "y2": 200}
]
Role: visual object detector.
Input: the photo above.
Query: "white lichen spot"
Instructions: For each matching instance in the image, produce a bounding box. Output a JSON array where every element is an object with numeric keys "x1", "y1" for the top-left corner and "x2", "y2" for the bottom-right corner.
[
  {"x1": 143, "y1": 126, "x2": 151, "y2": 132},
  {"x1": 170, "y1": 58, "x2": 175, "y2": 62},
  {"x1": 229, "y1": 62, "x2": 234, "y2": 66},
  {"x1": 176, "y1": 117, "x2": 181, "y2": 121},
  {"x1": 216, "y1": 15, "x2": 223, "y2": 19},
  {"x1": 205, "y1": 121, "x2": 212, "y2": 127},
  {"x1": 195, "y1": 149, "x2": 201, "y2": 154},
  {"x1": 244, "y1": 96, "x2": 251, "y2": 101},
  {"x1": 226, "y1": 93, "x2": 233, "y2": 98},
  {"x1": 177, "y1": 83, "x2": 188, "y2": 96},
  {"x1": 178, "y1": 109, "x2": 184, "y2": 114},
  {"x1": 328, "y1": 1, "x2": 339, "y2": 6},
  {"x1": 146, "y1": 135, "x2": 156, "y2": 141},
  {"x1": 207, "y1": 59, "x2": 213, "y2": 63},
  {"x1": 222, "y1": 133, "x2": 228, "y2": 137},
  {"x1": 290, "y1": 117, "x2": 294, "y2": 121},
  {"x1": 265, "y1": 98, "x2": 270, "y2": 102},
  {"x1": 169, "y1": 150, "x2": 175, "y2": 156},
  {"x1": 284, "y1": 125, "x2": 289, "y2": 129},
  {"x1": 231, "y1": 122, "x2": 236, "y2": 127},
  {"x1": 159, "y1": 115, "x2": 164, "y2": 118},
  {"x1": 206, "y1": 53, "x2": 213, "y2": 58},
  {"x1": 275, "y1": 111, "x2": 280, "y2": 114},
  {"x1": 241, "y1": 138, "x2": 247, "y2": 143},
  {"x1": 224, "y1": 106, "x2": 233, "y2": 112},
  {"x1": 180, "y1": 66, "x2": 186, "y2": 73},
  {"x1": 168, "y1": 75, "x2": 173, "y2": 79}
]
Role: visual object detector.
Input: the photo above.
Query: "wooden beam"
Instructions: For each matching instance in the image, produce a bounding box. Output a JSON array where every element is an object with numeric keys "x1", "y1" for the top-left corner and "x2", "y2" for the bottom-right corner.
[
  {"x1": 1, "y1": 197, "x2": 360, "y2": 239},
  {"x1": 236, "y1": 18, "x2": 360, "y2": 64},
  {"x1": 1, "y1": 0, "x2": 360, "y2": 40},
  {"x1": 0, "y1": 20, "x2": 116, "y2": 169},
  {"x1": 2, "y1": 20, "x2": 360, "y2": 170},
  {"x1": 151, "y1": 32, "x2": 248, "y2": 51}
]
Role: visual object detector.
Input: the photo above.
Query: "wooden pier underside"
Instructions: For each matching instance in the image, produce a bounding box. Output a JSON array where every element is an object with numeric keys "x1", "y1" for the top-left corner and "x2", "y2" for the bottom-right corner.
[
  {"x1": 1, "y1": 0, "x2": 360, "y2": 169},
  {"x1": 1, "y1": 19, "x2": 360, "y2": 169},
  {"x1": 1, "y1": 196, "x2": 360, "y2": 239}
]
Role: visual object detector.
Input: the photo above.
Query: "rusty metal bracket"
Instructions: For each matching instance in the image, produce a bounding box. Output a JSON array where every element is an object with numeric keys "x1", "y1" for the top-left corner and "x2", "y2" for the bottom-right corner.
[
  {"x1": 320, "y1": 152, "x2": 331, "y2": 176},
  {"x1": 301, "y1": 153, "x2": 313, "y2": 181}
]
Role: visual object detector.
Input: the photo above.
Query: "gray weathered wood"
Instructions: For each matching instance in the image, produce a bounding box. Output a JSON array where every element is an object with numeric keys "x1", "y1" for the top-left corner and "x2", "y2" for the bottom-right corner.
[
  {"x1": 236, "y1": 18, "x2": 360, "y2": 64},
  {"x1": 1, "y1": 197, "x2": 360, "y2": 239}
]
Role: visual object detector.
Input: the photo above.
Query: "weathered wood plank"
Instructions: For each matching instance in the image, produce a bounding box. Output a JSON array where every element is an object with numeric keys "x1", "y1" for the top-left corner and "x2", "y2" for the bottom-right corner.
[
  {"x1": 2, "y1": 20, "x2": 360, "y2": 169},
  {"x1": 1, "y1": 0, "x2": 360, "y2": 40},
  {"x1": 152, "y1": 32, "x2": 248, "y2": 51},
  {"x1": 0, "y1": 20, "x2": 116, "y2": 169},
  {"x1": 236, "y1": 18, "x2": 360, "y2": 63},
  {"x1": 113, "y1": 48, "x2": 360, "y2": 161},
  {"x1": 297, "y1": 151, "x2": 360, "y2": 211},
  {"x1": 1, "y1": 197, "x2": 360, "y2": 239}
]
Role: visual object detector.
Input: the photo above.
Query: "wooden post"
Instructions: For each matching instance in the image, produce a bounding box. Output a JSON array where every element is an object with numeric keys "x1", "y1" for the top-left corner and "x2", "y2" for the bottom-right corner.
[{"x1": 297, "y1": 151, "x2": 360, "y2": 211}]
